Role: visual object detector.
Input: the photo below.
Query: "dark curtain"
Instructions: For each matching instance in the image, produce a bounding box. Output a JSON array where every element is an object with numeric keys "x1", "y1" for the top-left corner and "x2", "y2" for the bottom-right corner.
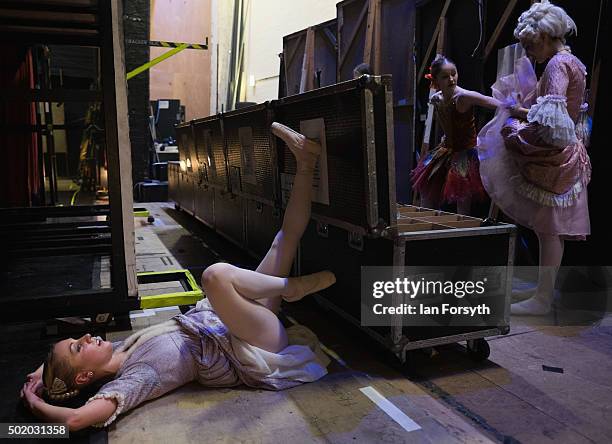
[{"x1": 0, "y1": 45, "x2": 40, "y2": 207}]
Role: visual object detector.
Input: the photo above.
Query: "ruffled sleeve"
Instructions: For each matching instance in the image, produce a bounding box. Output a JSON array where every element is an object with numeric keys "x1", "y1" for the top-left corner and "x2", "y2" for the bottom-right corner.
[
  {"x1": 87, "y1": 363, "x2": 161, "y2": 427},
  {"x1": 526, "y1": 56, "x2": 578, "y2": 147},
  {"x1": 527, "y1": 94, "x2": 577, "y2": 147}
]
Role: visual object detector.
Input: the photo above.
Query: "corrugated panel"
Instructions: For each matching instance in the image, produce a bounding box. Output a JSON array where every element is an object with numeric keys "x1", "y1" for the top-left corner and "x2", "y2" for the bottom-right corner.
[{"x1": 275, "y1": 86, "x2": 368, "y2": 228}]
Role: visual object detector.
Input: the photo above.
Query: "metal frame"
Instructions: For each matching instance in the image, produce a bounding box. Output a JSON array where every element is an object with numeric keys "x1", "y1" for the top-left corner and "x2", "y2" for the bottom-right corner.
[
  {"x1": 281, "y1": 18, "x2": 338, "y2": 97},
  {"x1": 137, "y1": 269, "x2": 203, "y2": 309},
  {"x1": 362, "y1": 88, "x2": 379, "y2": 229},
  {"x1": 0, "y1": 0, "x2": 138, "y2": 323},
  {"x1": 312, "y1": 220, "x2": 516, "y2": 364}
]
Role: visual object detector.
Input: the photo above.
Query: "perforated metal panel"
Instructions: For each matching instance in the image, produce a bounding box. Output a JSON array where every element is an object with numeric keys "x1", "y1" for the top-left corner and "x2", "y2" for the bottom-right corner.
[
  {"x1": 192, "y1": 117, "x2": 227, "y2": 190},
  {"x1": 274, "y1": 77, "x2": 394, "y2": 230},
  {"x1": 176, "y1": 124, "x2": 196, "y2": 175},
  {"x1": 175, "y1": 77, "x2": 395, "y2": 234},
  {"x1": 222, "y1": 104, "x2": 276, "y2": 202},
  {"x1": 275, "y1": 86, "x2": 366, "y2": 228},
  {"x1": 194, "y1": 184, "x2": 215, "y2": 228}
]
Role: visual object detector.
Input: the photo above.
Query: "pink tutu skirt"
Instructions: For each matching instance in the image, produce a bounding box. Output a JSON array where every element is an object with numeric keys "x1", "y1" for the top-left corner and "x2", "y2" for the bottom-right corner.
[{"x1": 411, "y1": 146, "x2": 487, "y2": 206}]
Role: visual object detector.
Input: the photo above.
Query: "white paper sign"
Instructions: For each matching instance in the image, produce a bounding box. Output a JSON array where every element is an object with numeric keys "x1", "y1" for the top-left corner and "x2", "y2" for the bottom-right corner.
[{"x1": 300, "y1": 118, "x2": 329, "y2": 205}]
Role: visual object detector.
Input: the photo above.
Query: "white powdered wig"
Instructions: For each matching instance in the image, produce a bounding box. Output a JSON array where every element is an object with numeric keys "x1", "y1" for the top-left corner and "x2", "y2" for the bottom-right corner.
[{"x1": 514, "y1": 0, "x2": 577, "y2": 43}]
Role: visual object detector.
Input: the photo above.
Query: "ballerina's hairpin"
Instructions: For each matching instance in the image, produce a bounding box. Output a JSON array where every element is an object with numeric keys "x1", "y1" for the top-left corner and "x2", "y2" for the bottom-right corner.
[{"x1": 49, "y1": 377, "x2": 68, "y2": 395}]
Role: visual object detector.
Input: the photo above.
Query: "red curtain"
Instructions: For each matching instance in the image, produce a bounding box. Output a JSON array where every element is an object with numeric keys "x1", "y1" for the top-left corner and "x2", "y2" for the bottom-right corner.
[{"x1": 0, "y1": 45, "x2": 40, "y2": 207}]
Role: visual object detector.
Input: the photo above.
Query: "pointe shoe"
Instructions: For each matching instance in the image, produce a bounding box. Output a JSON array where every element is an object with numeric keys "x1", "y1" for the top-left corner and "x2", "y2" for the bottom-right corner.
[
  {"x1": 283, "y1": 271, "x2": 336, "y2": 302},
  {"x1": 271, "y1": 122, "x2": 321, "y2": 164},
  {"x1": 511, "y1": 287, "x2": 536, "y2": 303},
  {"x1": 510, "y1": 296, "x2": 551, "y2": 316}
]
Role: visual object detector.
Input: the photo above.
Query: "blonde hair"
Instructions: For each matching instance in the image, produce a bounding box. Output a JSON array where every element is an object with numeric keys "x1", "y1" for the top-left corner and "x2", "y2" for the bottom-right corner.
[
  {"x1": 42, "y1": 345, "x2": 80, "y2": 401},
  {"x1": 514, "y1": 0, "x2": 577, "y2": 44},
  {"x1": 42, "y1": 320, "x2": 180, "y2": 402}
]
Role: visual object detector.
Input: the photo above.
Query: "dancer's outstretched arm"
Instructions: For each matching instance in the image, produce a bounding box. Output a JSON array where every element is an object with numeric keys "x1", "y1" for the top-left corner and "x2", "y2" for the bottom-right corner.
[
  {"x1": 456, "y1": 89, "x2": 501, "y2": 112},
  {"x1": 21, "y1": 379, "x2": 116, "y2": 431}
]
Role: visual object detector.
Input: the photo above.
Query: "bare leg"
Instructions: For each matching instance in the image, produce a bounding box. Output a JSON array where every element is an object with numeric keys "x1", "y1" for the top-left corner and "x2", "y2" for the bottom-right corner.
[
  {"x1": 511, "y1": 232, "x2": 564, "y2": 315},
  {"x1": 254, "y1": 122, "x2": 322, "y2": 313},
  {"x1": 201, "y1": 263, "x2": 334, "y2": 352},
  {"x1": 200, "y1": 122, "x2": 335, "y2": 351}
]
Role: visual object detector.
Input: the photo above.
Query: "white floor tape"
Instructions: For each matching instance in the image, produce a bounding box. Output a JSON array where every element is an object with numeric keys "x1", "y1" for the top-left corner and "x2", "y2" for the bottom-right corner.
[{"x1": 359, "y1": 386, "x2": 421, "y2": 433}]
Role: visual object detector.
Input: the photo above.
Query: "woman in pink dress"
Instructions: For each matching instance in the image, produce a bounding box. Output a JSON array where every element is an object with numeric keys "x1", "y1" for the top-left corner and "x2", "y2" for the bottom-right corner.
[{"x1": 478, "y1": 1, "x2": 591, "y2": 315}]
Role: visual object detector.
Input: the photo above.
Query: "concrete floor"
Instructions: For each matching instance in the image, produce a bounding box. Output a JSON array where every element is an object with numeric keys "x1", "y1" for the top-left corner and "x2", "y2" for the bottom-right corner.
[{"x1": 99, "y1": 202, "x2": 612, "y2": 443}]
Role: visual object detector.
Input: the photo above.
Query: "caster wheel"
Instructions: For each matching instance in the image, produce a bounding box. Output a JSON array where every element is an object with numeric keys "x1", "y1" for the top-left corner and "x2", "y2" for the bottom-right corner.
[
  {"x1": 466, "y1": 338, "x2": 490, "y2": 362},
  {"x1": 174, "y1": 203, "x2": 181, "y2": 211},
  {"x1": 147, "y1": 215, "x2": 155, "y2": 223}
]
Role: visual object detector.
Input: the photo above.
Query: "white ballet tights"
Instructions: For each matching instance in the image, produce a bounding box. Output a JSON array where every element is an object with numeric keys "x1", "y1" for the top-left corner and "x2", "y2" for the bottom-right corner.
[{"x1": 511, "y1": 232, "x2": 564, "y2": 315}]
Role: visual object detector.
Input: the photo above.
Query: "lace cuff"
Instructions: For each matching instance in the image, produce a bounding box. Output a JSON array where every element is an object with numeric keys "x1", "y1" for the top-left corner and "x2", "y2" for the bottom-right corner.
[
  {"x1": 527, "y1": 95, "x2": 577, "y2": 147},
  {"x1": 87, "y1": 392, "x2": 125, "y2": 427}
]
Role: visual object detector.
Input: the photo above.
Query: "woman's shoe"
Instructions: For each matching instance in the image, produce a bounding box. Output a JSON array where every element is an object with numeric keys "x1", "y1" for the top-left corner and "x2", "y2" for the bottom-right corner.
[
  {"x1": 271, "y1": 122, "x2": 321, "y2": 165},
  {"x1": 283, "y1": 271, "x2": 336, "y2": 302}
]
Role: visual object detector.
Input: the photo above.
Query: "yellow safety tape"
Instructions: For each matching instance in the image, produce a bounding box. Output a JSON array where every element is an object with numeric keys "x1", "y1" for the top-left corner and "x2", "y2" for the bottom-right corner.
[
  {"x1": 140, "y1": 291, "x2": 202, "y2": 309},
  {"x1": 70, "y1": 188, "x2": 80, "y2": 206},
  {"x1": 126, "y1": 43, "x2": 190, "y2": 80}
]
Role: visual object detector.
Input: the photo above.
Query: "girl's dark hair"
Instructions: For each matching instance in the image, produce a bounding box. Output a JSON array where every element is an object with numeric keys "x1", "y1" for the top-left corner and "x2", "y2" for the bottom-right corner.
[{"x1": 429, "y1": 55, "x2": 456, "y2": 79}]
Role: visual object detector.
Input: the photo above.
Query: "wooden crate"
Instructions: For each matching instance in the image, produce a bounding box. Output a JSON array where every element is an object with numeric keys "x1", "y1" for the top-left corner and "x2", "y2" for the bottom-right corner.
[
  {"x1": 337, "y1": 0, "x2": 415, "y2": 104},
  {"x1": 282, "y1": 19, "x2": 337, "y2": 97}
]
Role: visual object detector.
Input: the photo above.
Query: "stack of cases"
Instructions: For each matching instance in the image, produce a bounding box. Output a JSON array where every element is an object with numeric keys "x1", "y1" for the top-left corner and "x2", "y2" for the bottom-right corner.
[
  {"x1": 172, "y1": 75, "x2": 515, "y2": 362},
  {"x1": 222, "y1": 103, "x2": 282, "y2": 256},
  {"x1": 174, "y1": 106, "x2": 283, "y2": 257}
]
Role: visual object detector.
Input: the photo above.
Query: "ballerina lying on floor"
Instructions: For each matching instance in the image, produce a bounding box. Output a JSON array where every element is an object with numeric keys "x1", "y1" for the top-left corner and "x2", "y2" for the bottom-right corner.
[{"x1": 21, "y1": 122, "x2": 336, "y2": 431}]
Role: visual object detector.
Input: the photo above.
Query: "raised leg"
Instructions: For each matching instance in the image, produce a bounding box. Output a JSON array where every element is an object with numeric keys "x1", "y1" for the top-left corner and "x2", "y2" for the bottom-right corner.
[
  {"x1": 199, "y1": 122, "x2": 335, "y2": 351},
  {"x1": 254, "y1": 122, "x2": 322, "y2": 313},
  {"x1": 201, "y1": 263, "x2": 335, "y2": 352}
]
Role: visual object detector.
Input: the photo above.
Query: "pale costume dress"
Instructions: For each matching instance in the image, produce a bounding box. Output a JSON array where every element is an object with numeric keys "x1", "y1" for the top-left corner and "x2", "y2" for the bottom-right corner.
[
  {"x1": 478, "y1": 52, "x2": 591, "y2": 239},
  {"x1": 86, "y1": 299, "x2": 329, "y2": 427}
]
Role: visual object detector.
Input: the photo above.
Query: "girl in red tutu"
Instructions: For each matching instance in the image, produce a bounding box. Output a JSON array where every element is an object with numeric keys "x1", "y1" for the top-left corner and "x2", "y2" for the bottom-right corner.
[{"x1": 412, "y1": 55, "x2": 500, "y2": 214}]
